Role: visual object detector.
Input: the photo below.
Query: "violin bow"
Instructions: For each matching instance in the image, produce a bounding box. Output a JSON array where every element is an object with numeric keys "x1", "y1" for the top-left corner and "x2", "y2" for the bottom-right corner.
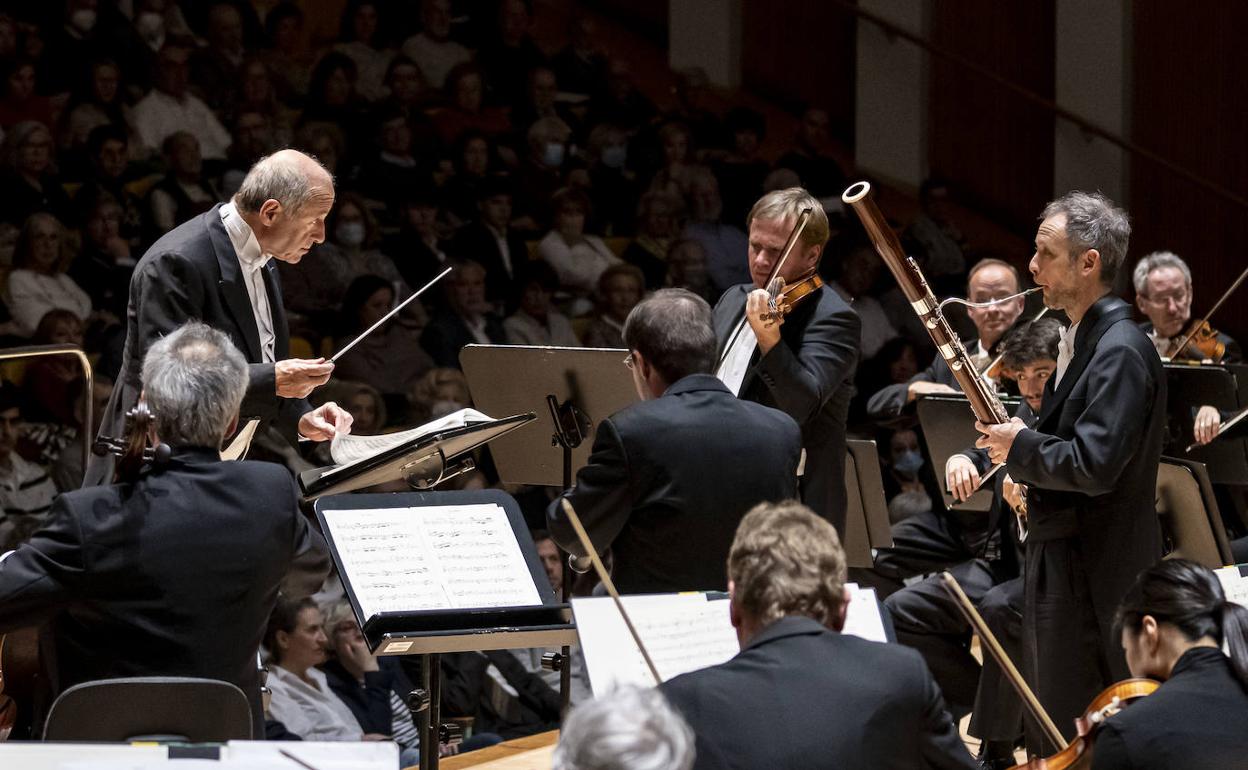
[
  {"x1": 1169, "y1": 264, "x2": 1248, "y2": 360},
  {"x1": 940, "y1": 572, "x2": 1068, "y2": 751},
  {"x1": 559, "y1": 498, "x2": 663, "y2": 685},
  {"x1": 716, "y1": 208, "x2": 813, "y2": 369}
]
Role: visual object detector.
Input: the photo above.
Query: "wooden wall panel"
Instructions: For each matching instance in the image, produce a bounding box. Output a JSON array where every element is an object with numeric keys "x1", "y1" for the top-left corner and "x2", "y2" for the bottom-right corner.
[
  {"x1": 928, "y1": 1, "x2": 1056, "y2": 234},
  {"x1": 1130, "y1": 2, "x2": 1248, "y2": 346},
  {"x1": 740, "y1": 2, "x2": 858, "y2": 145}
]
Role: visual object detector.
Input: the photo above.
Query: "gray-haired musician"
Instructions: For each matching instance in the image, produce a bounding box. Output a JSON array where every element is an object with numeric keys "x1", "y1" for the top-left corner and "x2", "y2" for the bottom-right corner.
[
  {"x1": 975, "y1": 192, "x2": 1166, "y2": 754},
  {"x1": 711, "y1": 188, "x2": 860, "y2": 535},
  {"x1": 85, "y1": 149, "x2": 353, "y2": 485},
  {"x1": 1133, "y1": 250, "x2": 1241, "y2": 362}
]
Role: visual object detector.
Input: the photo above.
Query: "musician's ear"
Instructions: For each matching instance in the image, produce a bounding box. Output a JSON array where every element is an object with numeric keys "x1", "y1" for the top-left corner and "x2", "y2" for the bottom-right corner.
[
  {"x1": 1080, "y1": 248, "x2": 1101, "y2": 279},
  {"x1": 803, "y1": 242, "x2": 823, "y2": 269},
  {"x1": 258, "y1": 198, "x2": 282, "y2": 226}
]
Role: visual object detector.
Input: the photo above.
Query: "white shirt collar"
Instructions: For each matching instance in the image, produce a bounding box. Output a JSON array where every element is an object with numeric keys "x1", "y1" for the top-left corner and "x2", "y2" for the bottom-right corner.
[{"x1": 219, "y1": 201, "x2": 268, "y2": 274}]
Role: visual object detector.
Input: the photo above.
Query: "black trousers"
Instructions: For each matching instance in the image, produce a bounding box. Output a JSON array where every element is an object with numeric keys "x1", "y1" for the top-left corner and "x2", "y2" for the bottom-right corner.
[
  {"x1": 1022, "y1": 538, "x2": 1112, "y2": 755},
  {"x1": 967, "y1": 576, "x2": 1024, "y2": 743},
  {"x1": 865, "y1": 509, "x2": 978, "y2": 599}
]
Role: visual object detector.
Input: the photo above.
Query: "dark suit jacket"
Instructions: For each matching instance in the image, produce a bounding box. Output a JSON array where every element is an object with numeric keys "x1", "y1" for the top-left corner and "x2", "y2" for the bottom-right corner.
[
  {"x1": 547, "y1": 375, "x2": 801, "y2": 594},
  {"x1": 420, "y1": 311, "x2": 507, "y2": 369},
  {"x1": 661, "y1": 616, "x2": 976, "y2": 770},
  {"x1": 1006, "y1": 296, "x2": 1165, "y2": 666},
  {"x1": 0, "y1": 447, "x2": 328, "y2": 736},
  {"x1": 1091, "y1": 647, "x2": 1248, "y2": 770},
  {"x1": 712, "y1": 284, "x2": 859, "y2": 535},
  {"x1": 86, "y1": 204, "x2": 309, "y2": 485},
  {"x1": 448, "y1": 222, "x2": 527, "y2": 305}
]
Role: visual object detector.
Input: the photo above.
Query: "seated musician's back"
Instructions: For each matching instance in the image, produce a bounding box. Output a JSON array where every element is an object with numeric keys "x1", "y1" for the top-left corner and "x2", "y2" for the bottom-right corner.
[
  {"x1": 547, "y1": 289, "x2": 801, "y2": 594},
  {"x1": 0, "y1": 322, "x2": 328, "y2": 734},
  {"x1": 660, "y1": 501, "x2": 975, "y2": 770}
]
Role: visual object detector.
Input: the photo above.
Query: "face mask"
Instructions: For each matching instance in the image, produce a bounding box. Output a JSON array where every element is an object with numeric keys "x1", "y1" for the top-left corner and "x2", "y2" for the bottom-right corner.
[
  {"x1": 136, "y1": 12, "x2": 165, "y2": 49},
  {"x1": 893, "y1": 449, "x2": 924, "y2": 479},
  {"x1": 601, "y1": 145, "x2": 627, "y2": 169},
  {"x1": 542, "y1": 142, "x2": 566, "y2": 168},
  {"x1": 70, "y1": 8, "x2": 97, "y2": 33},
  {"x1": 336, "y1": 222, "x2": 365, "y2": 247}
]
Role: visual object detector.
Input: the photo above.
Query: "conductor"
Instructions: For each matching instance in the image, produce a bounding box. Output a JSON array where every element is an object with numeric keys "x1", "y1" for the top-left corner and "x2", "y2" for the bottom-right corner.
[{"x1": 85, "y1": 149, "x2": 353, "y2": 485}]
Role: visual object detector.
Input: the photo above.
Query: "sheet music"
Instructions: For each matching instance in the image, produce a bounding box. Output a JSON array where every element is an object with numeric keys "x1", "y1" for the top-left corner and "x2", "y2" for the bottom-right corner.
[
  {"x1": 322, "y1": 503, "x2": 542, "y2": 619},
  {"x1": 575, "y1": 586, "x2": 890, "y2": 693},
  {"x1": 573, "y1": 594, "x2": 739, "y2": 693},
  {"x1": 1215, "y1": 565, "x2": 1248, "y2": 607},
  {"x1": 329, "y1": 408, "x2": 494, "y2": 466}
]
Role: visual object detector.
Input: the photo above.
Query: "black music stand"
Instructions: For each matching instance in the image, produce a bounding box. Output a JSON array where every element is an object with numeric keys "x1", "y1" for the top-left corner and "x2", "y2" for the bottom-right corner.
[
  {"x1": 916, "y1": 394, "x2": 1023, "y2": 512},
  {"x1": 843, "y1": 440, "x2": 894, "y2": 567},
  {"x1": 1163, "y1": 363, "x2": 1248, "y2": 485},
  {"x1": 315, "y1": 489, "x2": 577, "y2": 770},
  {"x1": 298, "y1": 414, "x2": 537, "y2": 499},
  {"x1": 1157, "y1": 456, "x2": 1235, "y2": 568}
]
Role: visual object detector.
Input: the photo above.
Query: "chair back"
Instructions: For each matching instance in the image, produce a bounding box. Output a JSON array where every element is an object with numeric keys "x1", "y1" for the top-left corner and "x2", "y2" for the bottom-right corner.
[
  {"x1": 43, "y1": 677, "x2": 253, "y2": 742},
  {"x1": 1156, "y1": 456, "x2": 1234, "y2": 568}
]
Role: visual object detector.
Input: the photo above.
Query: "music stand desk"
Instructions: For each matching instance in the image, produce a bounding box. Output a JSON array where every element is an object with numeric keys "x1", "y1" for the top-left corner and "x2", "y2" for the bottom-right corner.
[{"x1": 917, "y1": 394, "x2": 1022, "y2": 512}]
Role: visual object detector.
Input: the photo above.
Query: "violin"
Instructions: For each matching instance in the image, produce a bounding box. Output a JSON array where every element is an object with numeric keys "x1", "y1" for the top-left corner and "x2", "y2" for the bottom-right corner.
[
  {"x1": 758, "y1": 272, "x2": 825, "y2": 324},
  {"x1": 92, "y1": 400, "x2": 171, "y2": 483},
  {"x1": 1011, "y1": 679, "x2": 1160, "y2": 769},
  {"x1": 1167, "y1": 319, "x2": 1226, "y2": 362}
]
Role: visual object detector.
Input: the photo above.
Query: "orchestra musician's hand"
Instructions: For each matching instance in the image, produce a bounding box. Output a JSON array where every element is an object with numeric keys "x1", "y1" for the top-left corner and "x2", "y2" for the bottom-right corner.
[
  {"x1": 974, "y1": 417, "x2": 1027, "y2": 465},
  {"x1": 1194, "y1": 404, "x2": 1222, "y2": 446},
  {"x1": 1002, "y1": 474, "x2": 1026, "y2": 514},
  {"x1": 745, "y1": 288, "x2": 784, "y2": 354},
  {"x1": 908, "y1": 380, "x2": 958, "y2": 403},
  {"x1": 275, "y1": 357, "x2": 334, "y2": 398},
  {"x1": 945, "y1": 454, "x2": 981, "y2": 502},
  {"x1": 298, "y1": 401, "x2": 354, "y2": 441}
]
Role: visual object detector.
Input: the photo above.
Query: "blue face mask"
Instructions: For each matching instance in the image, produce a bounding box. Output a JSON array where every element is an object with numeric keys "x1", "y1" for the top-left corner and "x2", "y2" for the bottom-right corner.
[
  {"x1": 543, "y1": 142, "x2": 566, "y2": 168},
  {"x1": 601, "y1": 144, "x2": 627, "y2": 169},
  {"x1": 893, "y1": 449, "x2": 924, "y2": 479}
]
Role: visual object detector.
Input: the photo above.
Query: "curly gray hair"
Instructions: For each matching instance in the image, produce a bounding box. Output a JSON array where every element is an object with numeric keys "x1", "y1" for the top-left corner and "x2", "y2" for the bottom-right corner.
[{"x1": 1041, "y1": 191, "x2": 1131, "y2": 287}]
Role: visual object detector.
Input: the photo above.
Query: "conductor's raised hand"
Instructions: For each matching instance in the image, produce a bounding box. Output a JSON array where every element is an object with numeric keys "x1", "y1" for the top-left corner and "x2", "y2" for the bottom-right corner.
[
  {"x1": 298, "y1": 401, "x2": 353, "y2": 442},
  {"x1": 745, "y1": 288, "x2": 783, "y2": 354},
  {"x1": 945, "y1": 454, "x2": 981, "y2": 502},
  {"x1": 276, "y1": 357, "x2": 334, "y2": 398}
]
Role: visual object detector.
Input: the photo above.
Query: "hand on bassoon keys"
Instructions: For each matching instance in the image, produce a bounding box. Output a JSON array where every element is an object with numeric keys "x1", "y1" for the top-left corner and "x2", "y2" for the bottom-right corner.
[
  {"x1": 745, "y1": 288, "x2": 784, "y2": 354},
  {"x1": 1193, "y1": 404, "x2": 1222, "y2": 446},
  {"x1": 975, "y1": 417, "x2": 1027, "y2": 465}
]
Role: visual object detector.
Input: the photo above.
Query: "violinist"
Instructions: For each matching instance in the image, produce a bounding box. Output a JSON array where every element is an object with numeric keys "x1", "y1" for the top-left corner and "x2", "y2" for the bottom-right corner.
[
  {"x1": 975, "y1": 192, "x2": 1166, "y2": 754},
  {"x1": 711, "y1": 187, "x2": 860, "y2": 534},
  {"x1": 1090, "y1": 559, "x2": 1248, "y2": 770},
  {"x1": 1132, "y1": 251, "x2": 1241, "y2": 363},
  {"x1": 0, "y1": 322, "x2": 329, "y2": 736}
]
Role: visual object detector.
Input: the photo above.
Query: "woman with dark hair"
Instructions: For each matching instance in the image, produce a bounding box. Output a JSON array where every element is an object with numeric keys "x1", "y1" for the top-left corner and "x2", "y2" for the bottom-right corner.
[
  {"x1": 333, "y1": 274, "x2": 432, "y2": 412},
  {"x1": 430, "y1": 63, "x2": 509, "y2": 146},
  {"x1": 58, "y1": 58, "x2": 130, "y2": 158},
  {"x1": 1090, "y1": 558, "x2": 1248, "y2": 770},
  {"x1": 332, "y1": 0, "x2": 394, "y2": 103},
  {"x1": 300, "y1": 52, "x2": 368, "y2": 151},
  {"x1": 261, "y1": 2, "x2": 313, "y2": 104},
  {"x1": 0, "y1": 59, "x2": 56, "y2": 130},
  {"x1": 443, "y1": 130, "x2": 496, "y2": 225}
]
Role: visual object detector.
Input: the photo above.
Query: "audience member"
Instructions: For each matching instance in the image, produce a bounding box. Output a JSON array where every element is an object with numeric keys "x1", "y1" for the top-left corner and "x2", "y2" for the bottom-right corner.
[
  {"x1": 514, "y1": 116, "x2": 573, "y2": 231},
  {"x1": 294, "y1": 121, "x2": 345, "y2": 177},
  {"x1": 665, "y1": 67, "x2": 723, "y2": 153},
  {"x1": 448, "y1": 175, "x2": 526, "y2": 305},
  {"x1": 904, "y1": 178, "x2": 968, "y2": 283},
  {"x1": 553, "y1": 686, "x2": 695, "y2": 770},
  {"x1": 551, "y1": 15, "x2": 607, "y2": 98},
  {"x1": 147, "y1": 131, "x2": 220, "y2": 237},
  {"x1": 190, "y1": 2, "x2": 248, "y2": 113},
  {"x1": 333, "y1": 274, "x2": 433, "y2": 406},
  {"x1": 383, "y1": 190, "x2": 453, "y2": 300},
  {"x1": 421, "y1": 259, "x2": 506, "y2": 368},
  {"x1": 0, "y1": 381, "x2": 58, "y2": 551},
  {"x1": 442, "y1": 130, "x2": 498, "y2": 225},
  {"x1": 357, "y1": 106, "x2": 428, "y2": 211},
  {"x1": 4, "y1": 213, "x2": 91, "y2": 337},
  {"x1": 582, "y1": 263, "x2": 644, "y2": 349},
  {"x1": 579, "y1": 122, "x2": 637, "y2": 237},
  {"x1": 70, "y1": 191, "x2": 134, "y2": 320},
  {"x1": 622, "y1": 190, "x2": 681, "y2": 289},
  {"x1": 585, "y1": 58, "x2": 655, "y2": 135},
  {"x1": 38, "y1": 0, "x2": 111, "y2": 96},
  {"x1": 647, "y1": 121, "x2": 700, "y2": 201},
  {"x1": 260, "y1": 2, "x2": 313, "y2": 104},
  {"x1": 0, "y1": 58, "x2": 56, "y2": 130},
  {"x1": 682, "y1": 168, "x2": 750, "y2": 295},
  {"x1": 0, "y1": 121, "x2": 74, "y2": 227},
  {"x1": 538, "y1": 188, "x2": 620, "y2": 311},
  {"x1": 130, "y1": 42, "x2": 232, "y2": 161},
  {"x1": 57, "y1": 58, "x2": 129, "y2": 166},
  {"x1": 774, "y1": 107, "x2": 846, "y2": 199},
  {"x1": 49, "y1": 373, "x2": 113, "y2": 492},
  {"x1": 828, "y1": 237, "x2": 899, "y2": 361},
  {"x1": 332, "y1": 1, "x2": 395, "y2": 104},
  {"x1": 712, "y1": 107, "x2": 768, "y2": 228},
  {"x1": 407, "y1": 367, "x2": 473, "y2": 425},
  {"x1": 20, "y1": 310, "x2": 85, "y2": 459},
  {"x1": 229, "y1": 59, "x2": 294, "y2": 146},
  {"x1": 221, "y1": 109, "x2": 280, "y2": 196},
  {"x1": 300, "y1": 52, "x2": 369, "y2": 155},
  {"x1": 664, "y1": 238, "x2": 713, "y2": 302},
  {"x1": 76, "y1": 124, "x2": 144, "y2": 246},
  {"x1": 503, "y1": 260, "x2": 579, "y2": 346},
  {"x1": 401, "y1": 0, "x2": 471, "y2": 90},
  {"x1": 510, "y1": 66, "x2": 578, "y2": 144},
  {"x1": 478, "y1": 0, "x2": 546, "y2": 109}
]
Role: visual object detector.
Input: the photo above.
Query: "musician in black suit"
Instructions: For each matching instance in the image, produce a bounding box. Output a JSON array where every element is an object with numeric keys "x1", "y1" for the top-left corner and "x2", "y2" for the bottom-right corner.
[
  {"x1": 866, "y1": 258, "x2": 1027, "y2": 424},
  {"x1": 660, "y1": 500, "x2": 975, "y2": 770},
  {"x1": 85, "y1": 149, "x2": 353, "y2": 486},
  {"x1": 547, "y1": 289, "x2": 801, "y2": 594},
  {"x1": 712, "y1": 188, "x2": 859, "y2": 535},
  {"x1": 1132, "y1": 250, "x2": 1241, "y2": 363},
  {"x1": 976, "y1": 192, "x2": 1166, "y2": 753},
  {"x1": 1091, "y1": 559, "x2": 1248, "y2": 770},
  {"x1": 0, "y1": 323, "x2": 329, "y2": 736}
]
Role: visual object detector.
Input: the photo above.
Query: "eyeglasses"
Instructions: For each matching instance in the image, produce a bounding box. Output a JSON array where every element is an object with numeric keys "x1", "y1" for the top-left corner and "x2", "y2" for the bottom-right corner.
[{"x1": 623, "y1": 353, "x2": 635, "y2": 370}]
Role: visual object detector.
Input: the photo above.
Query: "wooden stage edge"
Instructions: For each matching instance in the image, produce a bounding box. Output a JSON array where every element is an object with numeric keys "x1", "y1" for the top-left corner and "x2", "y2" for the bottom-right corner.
[{"x1": 413, "y1": 731, "x2": 559, "y2": 770}]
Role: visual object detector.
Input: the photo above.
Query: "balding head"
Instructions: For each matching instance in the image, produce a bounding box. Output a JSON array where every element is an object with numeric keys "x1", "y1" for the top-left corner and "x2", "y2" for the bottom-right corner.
[{"x1": 234, "y1": 149, "x2": 335, "y2": 264}]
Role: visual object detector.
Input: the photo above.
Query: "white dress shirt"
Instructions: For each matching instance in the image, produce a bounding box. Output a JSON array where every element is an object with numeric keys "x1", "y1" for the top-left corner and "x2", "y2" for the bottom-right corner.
[
  {"x1": 266, "y1": 665, "x2": 363, "y2": 741},
  {"x1": 219, "y1": 202, "x2": 275, "y2": 363},
  {"x1": 716, "y1": 319, "x2": 758, "y2": 396},
  {"x1": 1056, "y1": 321, "x2": 1080, "y2": 387}
]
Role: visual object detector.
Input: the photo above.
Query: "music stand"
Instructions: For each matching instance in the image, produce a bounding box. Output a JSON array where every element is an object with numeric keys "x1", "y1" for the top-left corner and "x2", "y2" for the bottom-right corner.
[
  {"x1": 314, "y1": 489, "x2": 577, "y2": 770},
  {"x1": 460, "y1": 345, "x2": 638, "y2": 488},
  {"x1": 1163, "y1": 363, "x2": 1248, "y2": 485},
  {"x1": 916, "y1": 394, "x2": 1022, "y2": 512},
  {"x1": 1156, "y1": 456, "x2": 1235, "y2": 568},
  {"x1": 842, "y1": 440, "x2": 894, "y2": 567}
]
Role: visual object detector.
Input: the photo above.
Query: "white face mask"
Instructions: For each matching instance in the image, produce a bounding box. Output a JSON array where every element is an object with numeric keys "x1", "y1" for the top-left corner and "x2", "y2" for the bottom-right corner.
[
  {"x1": 70, "y1": 8, "x2": 97, "y2": 33},
  {"x1": 335, "y1": 222, "x2": 366, "y2": 247},
  {"x1": 136, "y1": 12, "x2": 165, "y2": 50}
]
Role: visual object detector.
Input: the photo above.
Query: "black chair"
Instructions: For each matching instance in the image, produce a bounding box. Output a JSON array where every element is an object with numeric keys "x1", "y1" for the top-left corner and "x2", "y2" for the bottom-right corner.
[
  {"x1": 42, "y1": 677, "x2": 253, "y2": 741},
  {"x1": 1157, "y1": 456, "x2": 1235, "y2": 568}
]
